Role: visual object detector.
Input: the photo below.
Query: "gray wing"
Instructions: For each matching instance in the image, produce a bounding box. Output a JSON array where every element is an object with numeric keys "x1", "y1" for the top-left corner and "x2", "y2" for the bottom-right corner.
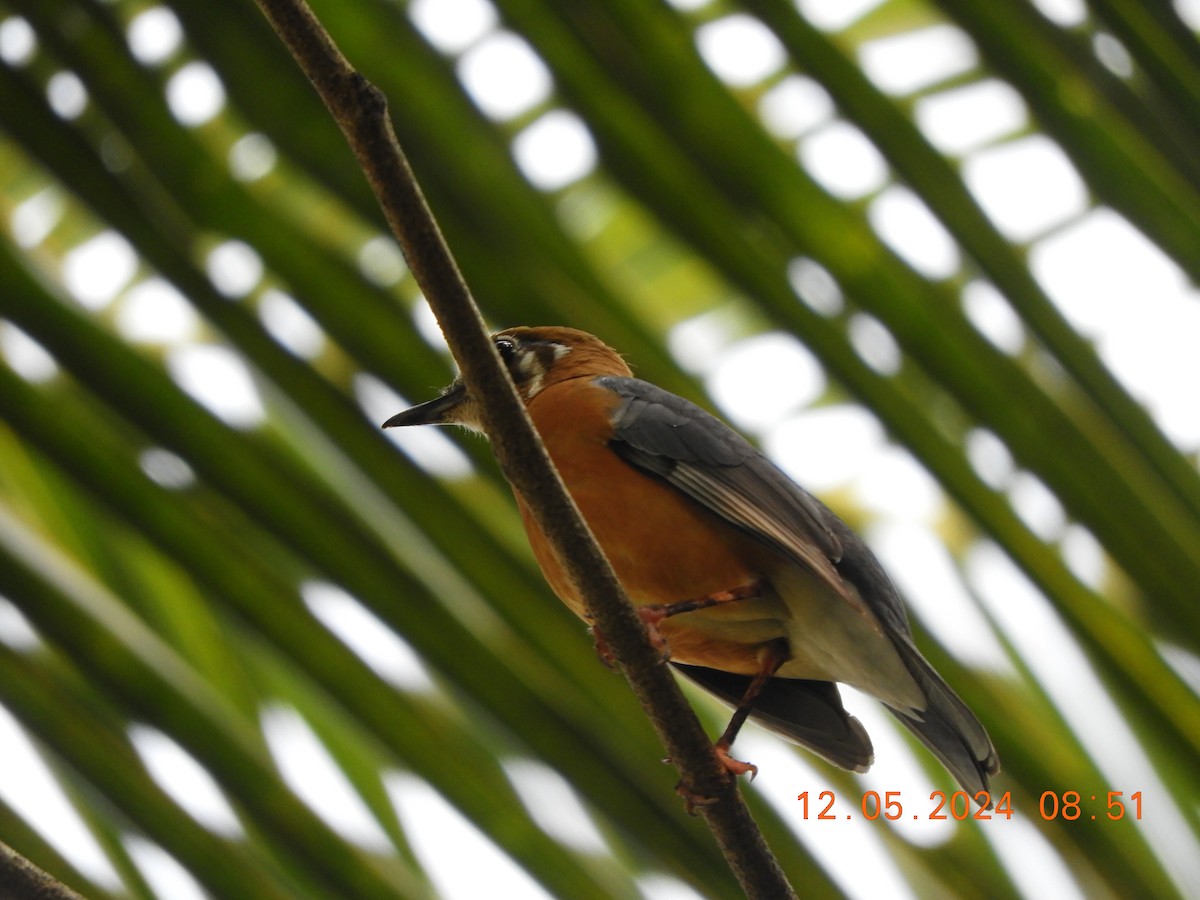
[
  {"x1": 599, "y1": 377, "x2": 1000, "y2": 791},
  {"x1": 598, "y1": 376, "x2": 872, "y2": 619}
]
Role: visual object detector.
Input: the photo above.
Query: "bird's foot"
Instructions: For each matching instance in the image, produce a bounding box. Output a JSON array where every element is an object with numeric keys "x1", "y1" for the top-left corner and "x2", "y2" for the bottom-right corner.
[
  {"x1": 667, "y1": 744, "x2": 757, "y2": 815},
  {"x1": 588, "y1": 624, "x2": 618, "y2": 669},
  {"x1": 634, "y1": 606, "x2": 672, "y2": 660},
  {"x1": 589, "y1": 612, "x2": 670, "y2": 666},
  {"x1": 674, "y1": 780, "x2": 720, "y2": 816},
  {"x1": 715, "y1": 743, "x2": 757, "y2": 782}
]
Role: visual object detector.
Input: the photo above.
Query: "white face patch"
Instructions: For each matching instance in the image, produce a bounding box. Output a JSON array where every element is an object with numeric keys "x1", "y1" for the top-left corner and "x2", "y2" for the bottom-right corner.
[
  {"x1": 516, "y1": 349, "x2": 540, "y2": 374},
  {"x1": 449, "y1": 399, "x2": 487, "y2": 434},
  {"x1": 517, "y1": 341, "x2": 570, "y2": 399}
]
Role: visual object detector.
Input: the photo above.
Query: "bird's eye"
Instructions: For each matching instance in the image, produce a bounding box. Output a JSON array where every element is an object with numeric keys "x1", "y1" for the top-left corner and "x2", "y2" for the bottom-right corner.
[{"x1": 495, "y1": 338, "x2": 516, "y2": 362}]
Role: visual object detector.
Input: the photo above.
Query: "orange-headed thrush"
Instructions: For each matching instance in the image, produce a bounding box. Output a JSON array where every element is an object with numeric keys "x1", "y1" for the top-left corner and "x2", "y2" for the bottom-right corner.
[{"x1": 384, "y1": 326, "x2": 999, "y2": 793}]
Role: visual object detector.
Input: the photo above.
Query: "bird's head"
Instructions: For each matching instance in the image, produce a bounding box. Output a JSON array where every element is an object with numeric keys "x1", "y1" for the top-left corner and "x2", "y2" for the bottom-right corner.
[{"x1": 382, "y1": 326, "x2": 631, "y2": 432}]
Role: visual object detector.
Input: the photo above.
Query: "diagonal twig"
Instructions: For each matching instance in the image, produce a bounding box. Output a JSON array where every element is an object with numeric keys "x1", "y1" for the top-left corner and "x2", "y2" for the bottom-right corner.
[
  {"x1": 0, "y1": 840, "x2": 87, "y2": 900},
  {"x1": 252, "y1": 1, "x2": 797, "y2": 895}
]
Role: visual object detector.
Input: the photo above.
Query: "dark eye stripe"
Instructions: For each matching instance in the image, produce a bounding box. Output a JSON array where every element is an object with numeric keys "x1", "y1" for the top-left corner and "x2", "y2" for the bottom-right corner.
[{"x1": 491, "y1": 337, "x2": 568, "y2": 399}]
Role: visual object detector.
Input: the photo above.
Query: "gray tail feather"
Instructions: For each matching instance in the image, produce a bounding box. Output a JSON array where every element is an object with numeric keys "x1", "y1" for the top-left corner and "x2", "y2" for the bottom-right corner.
[
  {"x1": 671, "y1": 663, "x2": 874, "y2": 773},
  {"x1": 888, "y1": 643, "x2": 1000, "y2": 795}
]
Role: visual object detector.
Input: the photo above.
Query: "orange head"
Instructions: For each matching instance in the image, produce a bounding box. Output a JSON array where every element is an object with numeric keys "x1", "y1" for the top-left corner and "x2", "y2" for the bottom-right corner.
[{"x1": 382, "y1": 326, "x2": 632, "y2": 431}]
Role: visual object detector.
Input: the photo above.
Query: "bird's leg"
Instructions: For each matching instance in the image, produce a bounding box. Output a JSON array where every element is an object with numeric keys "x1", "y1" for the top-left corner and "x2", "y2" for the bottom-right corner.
[
  {"x1": 590, "y1": 581, "x2": 763, "y2": 667},
  {"x1": 713, "y1": 639, "x2": 788, "y2": 780},
  {"x1": 639, "y1": 581, "x2": 762, "y2": 627},
  {"x1": 587, "y1": 619, "x2": 618, "y2": 669},
  {"x1": 636, "y1": 581, "x2": 762, "y2": 659},
  {"x1": 674, "y1": 640, "x2": 788, "y2": 813}
]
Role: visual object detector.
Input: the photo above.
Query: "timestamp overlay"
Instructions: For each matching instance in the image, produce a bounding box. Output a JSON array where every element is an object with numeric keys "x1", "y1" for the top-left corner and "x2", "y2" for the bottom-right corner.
[{"x1": 795, "y1": 789, "x2": 1144, "y2": 823}]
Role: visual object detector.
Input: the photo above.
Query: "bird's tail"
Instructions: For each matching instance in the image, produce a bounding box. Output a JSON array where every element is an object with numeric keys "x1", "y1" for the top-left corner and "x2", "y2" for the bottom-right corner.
[
  {"x1": 888, "y1": 642, "x2": 999, "y2": 796},
  {"x1": 671, "y1": 663, "x2": 874, "y2": 773}
]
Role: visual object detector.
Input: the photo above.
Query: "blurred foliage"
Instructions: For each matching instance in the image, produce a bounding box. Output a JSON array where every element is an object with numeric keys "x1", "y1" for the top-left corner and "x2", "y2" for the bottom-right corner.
[{"x1": 0, "y1": 0, "x2": 1198, "y2": 897}]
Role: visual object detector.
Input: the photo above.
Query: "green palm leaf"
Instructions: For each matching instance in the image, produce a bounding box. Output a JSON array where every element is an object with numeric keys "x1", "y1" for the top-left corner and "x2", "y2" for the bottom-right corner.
[{"x1": 1, "y1": 0, "x2": 1197, "y2": 896}]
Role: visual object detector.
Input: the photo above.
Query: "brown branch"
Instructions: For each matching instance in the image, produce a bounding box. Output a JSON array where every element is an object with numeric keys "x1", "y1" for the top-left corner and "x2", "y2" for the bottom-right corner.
[
  {"x1": 252, "y1": 1, "x2": 797, "y2": 896},
  {"x1": 0, "y1": 841, "x2": 86, "y2": 900}
]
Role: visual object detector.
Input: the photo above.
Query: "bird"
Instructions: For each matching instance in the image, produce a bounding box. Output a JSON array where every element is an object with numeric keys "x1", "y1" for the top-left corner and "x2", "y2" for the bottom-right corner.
[{"x1": 383, "y1": 325, "x2": 999, "y2": 796}]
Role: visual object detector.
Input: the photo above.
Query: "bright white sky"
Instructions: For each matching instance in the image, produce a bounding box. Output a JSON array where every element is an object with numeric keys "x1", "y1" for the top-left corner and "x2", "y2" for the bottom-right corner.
[{"x1": 3, "y1": 0, "x2": 1200, "y2": 897}]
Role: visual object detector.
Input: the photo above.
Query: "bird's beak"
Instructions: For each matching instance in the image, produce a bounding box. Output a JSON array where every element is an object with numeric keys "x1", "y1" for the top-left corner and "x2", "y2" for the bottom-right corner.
[{"x1": 382, "y1": 381, "x2": 467, "y2": 428}]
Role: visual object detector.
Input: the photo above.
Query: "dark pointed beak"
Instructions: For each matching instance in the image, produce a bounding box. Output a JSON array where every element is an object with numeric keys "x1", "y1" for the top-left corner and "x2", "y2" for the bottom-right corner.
[{"x1": 382, "y1": 382, "x2": 466, "y2": 428}]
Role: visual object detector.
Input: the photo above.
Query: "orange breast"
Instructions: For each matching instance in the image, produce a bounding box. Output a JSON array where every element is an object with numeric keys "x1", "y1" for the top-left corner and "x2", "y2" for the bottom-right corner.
[{"x1": 514, "y1": 378, "x2": 773, "y2": 674}]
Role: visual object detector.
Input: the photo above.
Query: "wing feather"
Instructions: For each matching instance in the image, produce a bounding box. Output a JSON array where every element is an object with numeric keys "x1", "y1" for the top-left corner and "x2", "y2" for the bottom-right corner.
[
  {"x1": 598, "y1": 377, "x2": 999, "y2": 792},
  {"x1": 599, "y1": 376, "x2": 863, "y2": 614}
]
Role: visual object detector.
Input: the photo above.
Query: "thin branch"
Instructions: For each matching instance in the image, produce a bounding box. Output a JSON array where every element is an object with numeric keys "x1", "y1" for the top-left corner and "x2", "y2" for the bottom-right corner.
[
  {"x1": 0, "y1": 841, "x2": 86, "y2": 900},
  {"x1": 252, "y1": 0, "x2": 796, "y2": 895}
]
